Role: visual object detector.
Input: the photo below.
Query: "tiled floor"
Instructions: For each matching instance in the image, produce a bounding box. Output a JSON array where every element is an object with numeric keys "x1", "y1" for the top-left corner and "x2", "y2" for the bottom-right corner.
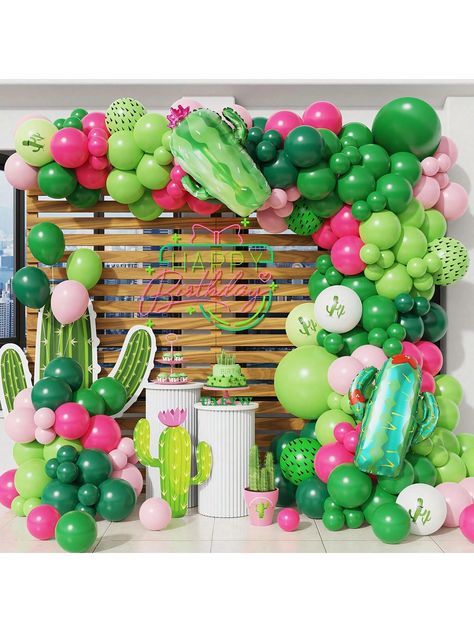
[{"x1": 1, "y1": 499, "x2": 473, "y2": 553}]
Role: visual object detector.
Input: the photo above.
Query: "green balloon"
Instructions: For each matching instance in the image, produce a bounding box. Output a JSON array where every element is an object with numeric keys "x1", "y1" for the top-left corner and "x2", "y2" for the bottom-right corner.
[
  {"x1": 286, "y1": 202, "x2": 321, "y2": 236},
  {"x1": 344, "y1": 508, "x2": 365, "y2": 529},
  {"x1": 262, "y1": 149, "x2": 298, "y2": 188},
  {"x1": 14, "y1": 458, "x2": 51, "y2": 499},
  {"x1": 63, "y1": 117, "x2": 83, "y2": 130},
  {"x1": 77, "y1": 449, "x2": 112, "y2": 485},
  {"x1": 13, "y1": 440, "x2": 44, "y2": 465},
  {"x1": 359, "y1": 211, "x2": 401, "y2": 250},
  {"x1": 154, "y1": 146, "x2": 173, "y2": 166},
  {"x1": 55, "y1": 510, "x2": 97, "y2": 553},
  {"x1": 274, "y1": 346, "x2": 336, "y2": 419},
  {"x1": 376, "y1": 174, "x2": 413, "y2": 214},
  {"x1": 406, "y1": 454, "x2": 437, "y2": 486},
  {"x1": 274, "y1": 465, "x2": 297, "y2": 507},
  {"x1": 70, "y1": 108, "x2": 88, "y2": 120},
  {"x1": 420, "y1": 210, "x2": 447, "y2": 242},
  {"x1": 431, "y1": 427, "x2": 460, "y2": 455},
  {"x1": 372, "y1": 97, "x2": 441, "y2": 159},
  {"x1": 91, "y1": 377, "x2": 127, "y2": 415},
  {"x1": 136, "y1": 154, "x2": 170, "y2": 189},
  {"x1": 306, "y1": 192, "x2": 344, "y2": 218},
  {"x1": 362, "y1": 295, "x2": 397, "y2": 331},
  {"x1": 280, "y1": 438, "x2": 321, "y2": 484},
  {"x1": 300, "y1": 421, "x2": 318, "y2": 440},
  {"x1": 340, "y1": 328, "x2": 369, "y2": 355},
  {"x1": 456, "y1": 433, "x2": 474, "y2": 455},
  {"x1": 43, "y1": 437, "x2": 83, "y2": 462},
  {"x1": 252, "y1": 117, "x2": 267, "y2": 130},
  {"x1": 284, "y1": 126, "x2": 324, "y2": 168},
  {"x1": 75, "y1": 502, "x2": 96, "y2": 517},
  {"x1": 66, "y1": 248, "x2": 102, "y2": 290},
  {"x1": 106, "y1": 98, "x2": 147, "y2": 134},
  {"x1": 108, "y1": 130, "x2": 143, "y2": 170},
  {"x1": 378, "y1": 460, "x2": 415, "y2": 495},
  {"x1": 421, "y1": 303, "x2": 447, "y2": 343},
  {"x1": 23, "y1": 497, "x2": 42, "y2": 516},
  {"x1": 14, "y1": 118, "x2": 57, "y2": 166},
  {"x1": 371, "y1": 503, "x2": 410, "y2": 544},
  {"x1": 295, "y1": 477, "x2": 329, "y2": 519},
  {"x1": 393, "y1": 227, "x2": 427, "y2": 264},
  {"x1": 337, "y1": 165, "x2": 375, "y2": 204},
  {"x1": 316, "y1": 410, "x2": 355, "y2": 445},
  {"x1": 410, "y1": 437, "x2": 433, "y2": 457},
  {"x1": 428, "y1": 444, "x2": 449, "y2": 468},
  {"x1": 398, "y1": 199, "x2": 425, "y2": 228},
  {"x1": 359, "y1": 143, "x2": 390, "y2": 179},
  {"x1": 270, "y1": 431, "x2": 299, "y2": 462},
  {"x1": 436, "y1": 452, "x2": 466, "y2": 484},
  {"x1": 54, "y1": 118, "x2": 65, "y2": 130},
  {"x1": 78, "y1": 483, "x2": 100, "y2": 507},
  {"x1": 57, "y1": 445, "x2": 79, "y2": 464},
  {"x1": 362, "y1": 484, "x2": 396, "y2": 524},
  {"x1": 133, "y1": 113, "x2": 168, "y2": 153},
  {"x1": 319, "y1": 128, "x2": 342, "y2": 159},
  {"x1": 44, "y1": 357, "x2": 83, "y2": 392},
  {"x1": 390, "y1": 152, "x2": 422, "y2": 185},
  {"x1": 285, "y1": 303, "x2": 321, "y2": 346},
  {"x1": 341, "y1": 275, "x2": 377, "y2": 302},
  {"x1": 398, "y1": 312, "x2": 424, "y2": 342},
  {"x1": 57, "y1": 461, "x2": 79, "y2": 484},
  {"x1": 11, "y1": 496, "x2": 26, "y2": 517},
  {"x1": 462, "y1": 448, "x2": 474, "y2": 476},
  {"x1": 12, "y1": 266, "x2": 50, "y2": 309},
  {"x1": 97, "y1": 479, "x2": 135, "y2": 521},
  {"x1": 45, "y1": 457, "x2": 59, "y2": 479},
  {"x1": 106, "y1": 169, "x2": 144, "y2": 205},
  {"x1": 327, "y1": 463, "x2": 372, "y2": 509},
  {"x1": 38, "y1": 162, "x2": 77, "y2": 198},
  {"x1": 323, "y1": 508, "x2": 345, "y2": 531},
  {"x1": 375, "y1": 264, "x2": 413, "y2": 300},
  {"x1": 28, "y1": 222, "x2": 65, "y2": 265},
  {"x1": 42, "y1": 480, "x2": 79, "y2": 514},
  {"x1": 308, "y1": 270, "x2": 330, "y2": 300},
  {"x1": 437, "y1": 396, "x2": 459, "y2": 431},
  {"x1": 297, "y1": 164, "x2": 336, "y2": 200},
  {"x1": 73, "y1": 388, "x2": 106, "y2": 416},
  {"x1": 32, "y1": 377, "x2": 72, "y2": 410},
  {"x1": 340, "y1": 122, "x2": 373, "y2": 147},
  {"x1": 129, "y1": 190, "x2": 164, "y2": 221},
  {"x1": 67, "y1": 185, "x2": 101, "y2": 210}
]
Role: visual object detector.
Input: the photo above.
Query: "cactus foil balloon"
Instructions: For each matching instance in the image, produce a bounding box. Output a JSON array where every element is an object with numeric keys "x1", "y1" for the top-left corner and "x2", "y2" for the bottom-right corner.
[
  {"x1": 349, "y1": 354, "x2": 439, "y2": 477},
  {"x1": 134, "y1": 409, "x2": 212, "y2": 518},
  {"x1": 168, "y1": 107, "x2": 270, "y2": 217}
]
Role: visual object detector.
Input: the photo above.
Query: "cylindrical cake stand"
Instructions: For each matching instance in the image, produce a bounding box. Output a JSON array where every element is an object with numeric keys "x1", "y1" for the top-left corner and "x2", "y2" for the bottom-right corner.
[
  {"x1": 144, "y1": 382, "x2": 204, "y2": 506},
  {"x1": 195, "y1": 402, "x2": 258, "y2": 518}
]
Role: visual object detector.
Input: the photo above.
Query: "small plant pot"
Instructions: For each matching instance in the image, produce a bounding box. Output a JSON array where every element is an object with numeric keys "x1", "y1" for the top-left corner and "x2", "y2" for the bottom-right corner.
[{"x1": 243, "y1": 488, "x2": 279, "y2": 526}]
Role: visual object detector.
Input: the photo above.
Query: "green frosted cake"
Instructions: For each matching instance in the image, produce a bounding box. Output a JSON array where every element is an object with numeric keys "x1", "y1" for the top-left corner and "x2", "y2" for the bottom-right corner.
[{"x1": 206, "y1": 352, "x2": 247, "y2": 388}]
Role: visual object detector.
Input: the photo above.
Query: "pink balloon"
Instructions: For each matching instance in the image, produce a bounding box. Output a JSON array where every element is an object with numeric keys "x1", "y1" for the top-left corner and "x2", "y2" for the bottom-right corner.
[
  {"x1": 421, "y1": 371, "x2": 436, "y2": 393},
  {"x1": 421, "y1": 157, "x2": 439, "y2": 177},
  {"x1": 35, "y1": 427, "x2": 56, "y2": 445},
  {"x1": 51, "y1": 280, "x2": 89, "y2": 325},
  {"x1": 401, "y1": 341, "x2": 423, "y2": 367},
  {"x1": 89, "y1": 128, "x2": 109, "y2": 140},
  {"x1": 139, "y1": 497, "x2": 172, "y2": 530},
  {"x1": 15, "y1": 114, "x2": 49, "y2": 130},
  {"x1": 343, "y1": 431, "x2": 359, "y2": 454},
  {"x1": 459, "y1": 504, "x2": 474, "y2": 543},
  {"x1": 27, "y1": 505, "x2": 60, "y2": 540},
  {"x1": 5, "y1": 407, "x2": 36, "y2": 443},
  {"x1": 416, "y1": 341, "x2": 443, "y2": 376},
  {"x1": 264, "y1": 110, "x2": 303, "y2": 140},
  {"x1": 435, "y1": 182, "x2": 469, "y2": 221},
  {"x1": 285, "y1": 185, "x2": 301, "y2": 202},
  {"x1": 76, "y1": 163, "x2": 108, "y2": 189},
  {"x1": 0, "y1": 469, "x2": 18, "y2": 508},
  {"x1": 312, "y1": 221, "x2": 337, "y2": 249},
  {"x1": 273, "y1": 201, "x2": 294, "y2": 218},
  {"x1": 331, "y1": 236, "x2": 365, "y2": 275},
  {"x1": 436, "y1": 136, "x2": 458, "y2": 165},
  {"x1": 129, "y1": 453, "x2": 139, "y2": 465},
  {"x1": 89, "y1": 155, "x2": 109, "y2": 171},
  {"x1": 88, "y1": 134, "x2": 108, "y2": 157},
  {"x1": 269, "y1": 189, "x2": 287, "y2": 209},
  {"x1": 170, "y1": 164, "x2": 185, "y2": 183},
  {"x1": 112, "y1": 463, "x2": 144, "y2": 497},
  {"x1": 413, "y1": 175, "x2": 441, "y2": 209},
  {"x1": 81, "y1": 414, "x2": 121, "y2": 452},
  {"x1": 328, "y1": 357, "x2": 364, "y2": 395},
  {"x1": 167, "y1": 181, "x2": 184, "y2": 199},
  {"x1": 170, "y1": 98, "x2": 203, "y2": 112},
  {"x1": 51, "y1": 128, "x2": 89, "y2": 169},
  {"x1": 82, "y1": 112, "x2": 108, "y2": 136},
  {"x1": 314, "y1": 442, "x2": 354, "y2": 483},
  {"x1": 329, "y1": 205, "x2": 359, "y2": 238},
  {"x1": 118, "y1": 437, "x2": 136, "y2": 458},
  {"x1": 352, "y1": 344, "x2": 387, "y2": 369},
  {"x1": 333, "y1": 422, "x2": 355, "y2": 443},
  {"x1": 434, "y1": 172, "x2": 450, "y2": 190},
  {"x1": 228, "y1": 104, "x2": 253, "y2": 129},
  {"x1": 303, "y1": 101, "x2": 342, "y2": 134},
  {"x1": 109, "y1": 448, "x2": 128, "y2": 471},
  {"x1": 277, "y1": 508, "x2": 300, "y2": 532},
  {"x1": 186, "y1": 193, "x2": 222, "y2": 216},
  {"x1": 436, "y1": 153, "x2": 451, "y2": 173},
  {"x1": 460, "y1": 478, "x2": 474, "y2": 501},
  {"x1": 152, "y1": 187, "x2": 186, "y2": 211},
  {"x1": 13, "y1": 387, "x2": 34, "y2": 410},
  {"x1": 54, "y1": 402, "x2": 90, "y2": 440},
  {"x1": 256, "y1": 208, "x2": 287, "y2": 233},
  {"x1": 34, "y1": 407, "x2": 55, "y2": 429},
  {"x1": 436, "y1": 482, "x2": 472, "y2": 527},
  {"x1": 4, "y1": 153, "x2": 38, "y2": 190}
]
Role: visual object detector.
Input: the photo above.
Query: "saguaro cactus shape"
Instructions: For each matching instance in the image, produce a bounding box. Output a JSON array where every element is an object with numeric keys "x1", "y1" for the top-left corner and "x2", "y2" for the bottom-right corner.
[{"x1": 134, "y1": 409, "x2": 212, "y2": 518}]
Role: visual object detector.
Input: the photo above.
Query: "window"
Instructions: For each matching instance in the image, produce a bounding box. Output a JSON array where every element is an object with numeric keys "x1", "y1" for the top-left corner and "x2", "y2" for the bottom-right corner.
[{"x1": 0, "y1": 152, "x2": 25, "y2": 347}]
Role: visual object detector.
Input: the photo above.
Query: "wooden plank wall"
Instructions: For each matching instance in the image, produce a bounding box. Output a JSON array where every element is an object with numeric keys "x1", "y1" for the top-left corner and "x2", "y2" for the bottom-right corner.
[{"x1": 26, "y1": 192, "x2": 321, "y2": 447}]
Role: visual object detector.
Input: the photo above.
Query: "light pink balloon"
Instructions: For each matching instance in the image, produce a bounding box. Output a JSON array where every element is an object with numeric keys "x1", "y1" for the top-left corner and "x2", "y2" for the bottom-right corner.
[
  {"x1": 118, "y1": 437, "x2": 136, "y2": 458},
  {"x1": 352, "y1": 344, "x2": 387, "y2": 369},
  {"x1": 416, "y1": 341, "x2": 443, "y2": 376},
  {"x1": 436, "y1": 153, "x2": 451, "y2": 173},
  {"x1": 15, "y1": 114, "x2": 49, "y2": 130},
  {"x1": 35, "y1": 427, "x2": 56, "y2": 445},
  {"x1": 51, "y1": 280, "x2": 89, "y2": 325},
  {"x1": 34, "y1": 407, "x2": 55, "y2": 429},
  {"x1": 139, "y1": 497, "x2": 171, "y2": 530},
  {"x1": 170, "y1": 98, "x2": 203, "y2": 112},
  {"x1": 4, "y1": 153, "x2": 38, "y2": 190},
  {"x1": 129, "y1": 454, "x2": 139, "y2": 465},
  {"x1": 314, "y1": 442, "x2": 354, "y2": 483},
  {"x1": 269, "y1": 188, "x2": 287, "y2": 209},
  {"x1": 401, "y1": 341, "x2": 423, "y2": 367},
  {"x1": 435, "y1": 182, "x2": 469, "y2": 221},
  {"x1": 112, "y1": 463, "x2": 144, "y2": 497},
  {"x1": 329, "y1": 205, "x2": 360, "y2": 238},
  {"x1": 421, "y1": 157, "x2": 439, "y2": 177},
  {"x1": 228, "y1": 104, "x2": 253, "y2": 129},
  {"x1": 286, "y1": 185, "x2": 301, "y2": 202},
  {"x1": 256, "y1": 208, "x2": 287, "y2": 233},
  {"x1": 5, "y1": 407, "x2": 36, "y2": 443},
  {"x1": 13, "y1": 387, "x2": 34, "y2": 410},
  {"x1": 436, "y1": 482, "x2": 472, "y2": 527},
  {"x1": 413, "y1": 175, "x2": 441, "y2": 209},
  {"x1": 459, "y1": 478, "x2": 474, "y2": 501},
  {"x1": 436, "y1": 136, "x2": 458, "y2": 165},
  {"x1": 109, "y1": 449, "x2": 128, "y2": 471},
  {"x1": 312, "y1": 221, "x2": 337, "y2": 249},
  {"x1": 328, "y1": 357, "x2": 364, "y2": 395},
  {"x1": 273, "y1": 201, "x2": 294, "y2": 218},
  {"x1": 434, "y1": 172, "x2": 450, "y2": 190}
]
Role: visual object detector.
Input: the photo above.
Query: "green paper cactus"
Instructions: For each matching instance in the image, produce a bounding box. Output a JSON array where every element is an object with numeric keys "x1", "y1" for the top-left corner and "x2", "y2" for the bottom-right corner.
[{"x1": 0, "y1": 344, "x2": 32, "y2": 413}]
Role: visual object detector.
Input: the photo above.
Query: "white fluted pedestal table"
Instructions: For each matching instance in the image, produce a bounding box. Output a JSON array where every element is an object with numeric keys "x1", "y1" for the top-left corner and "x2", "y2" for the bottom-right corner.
[
  {"x1": 144, "y1": 382, "x2": 204, "y2": 506},
  {"x1": 195, "y1": 402, "x2": 258, "y2": 518}
]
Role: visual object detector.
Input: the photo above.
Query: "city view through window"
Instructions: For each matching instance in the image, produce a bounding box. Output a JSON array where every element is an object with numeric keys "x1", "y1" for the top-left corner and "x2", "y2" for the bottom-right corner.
[{"x1": 0, "y1": 168, "x2": 15, "y2": 340}]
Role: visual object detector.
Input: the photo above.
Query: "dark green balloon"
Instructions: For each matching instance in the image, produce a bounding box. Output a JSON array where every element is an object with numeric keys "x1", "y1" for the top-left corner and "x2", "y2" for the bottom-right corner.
[
  {"x1": 362, "y1": 295, "x2": 397, "y2": 331},
  {"x1": 57, "y1": 446, "x2": 78, "y2": 464},
  {"x1": 344, "y1": 508, "x2": 365, "y2": 529},
  {"x1": 340, "y1": 122, "x2": 373, "y2": 147},
  {"x1": 378, "y1": 460, "x2": 415, "y2": 495},
  {"x1": 73, "y1": 388, "x2": 106, "y2": 416},
  {"x1": 398, "y1": 312, "x2": 424, "y2": 342},
  {"x1": 362, "y1": 484, "x2": 396, "y2": 524},
  {"x1": 77, "y1": 449, "x2": 112, "y2": 486},
  {"x1": 371, "y1": 502, "x2": 410, "y2": 544},
  {"x1": 12, "y1": 266, "x2": 50, "y2": 309},
  {"x1": 359, "y1": 143, "x2": 390, "y2": 179},
  {"x1": 324, "y1": 332, "x2": 344, "y2": 354},
  {"x1": 45, "y1": 458, "x2": 59, "y2": 479},
  {"x1": 341, "y1": 328, "x2": 369, "y2": 355},
  {"x1": 91, "y1": 377, "x2": 127, "y2": 415},
  {"x1": 327, "y1": 463, "x2": 372, "y2": 509},
  {"x1": 394, "y1": 292, "x2": 415, "y2": 313},
  {"x1": 295, "y1": 477, "x2": 329, "y2": 519},
  {"x1": 300, "y1": 421, "x2": 318, "y2": 440},
  {"x1": 54, "y1": 118, "x2": 65, "y2": 130},
  {"x1": 308, "y1": 270, "x2": 330, "y2": 300},
  {"x1": 270, "y1": 431, "x2": 300, "y2": 462},
  {"x1": 368, "y1": 327, "x2": 388, "y2": 347},
  {"x1": 63, "y1": 117, "x2": 83, "y2": 130},
  {"x1": 38, "y1": 162, "x2": 77, "y2": 199},
  {"x1": 70, "y1": 108, "x2": 88, "y2": 120},
  {"x1": 55, "y1": 510, "x2": 97, "y2": 553},
  {"x1": 390, "y1": 152, "x2": 422, "y2": 186},
  {"x1": 262, "y1": 149, "x2": 298, "y2": 188},
  {"x1": 256, "y1": 140, "x2": 276, "y2": 163},
  {"x1": 303, "y1": 192, "x2": 343, "y2": 219},
  {"x1": 57, "y1": 461, "x2": 79, "y2": 484},
  {"x1": 274, "y1": 464, "x2": 297, "y2": 507},
  {"x1": 78, "y1": 483, "x2": 100, "y2": 507},
  {"x1": 41, "y1": 480, "x2": 79, "y2": 515},
  {"x1": 28, "y1": 222, "x2": 65, "y2": 265},
  {"x1": 32, "y1": 377, "x2": 73, "y2": 411},
  {"x1": 252, "y1": 117, "x2": 267, "y2": 130},
  {"x1": 284, "y1": 126, "x2": 324, "y2": 168},
  {"x1": 414, "y1": 296, "x2": 430, "y2": 317},
  {"x1": 342, "y1": 275, "x2": 377, "y2": 302},
  {"x1": 44, "y1": 357, "x2": 84, "y2": 392},
  {"x1": 297, "y1": 164, "x2": 336, "y2": 201},
  {"x1": 75, "y1": 502, "x2": 96, "y2": 517},
  {"x1": 280, "y1": 438, "x2": 321, "y2": 485},
  {"x1": 67, "y1": 185, "x2": 102, "y2": 209},
  {"x1": 323, "y1": 508, "x2": 345, "y2": 530},
  {"x1": 97, "y1": 479, "x2": 136, "y2": 522},
  {"x1": 316, "y1": 254, "x2": 332, "y2": 274},
  {"x1": 421, "y1": 303, "x2": 447, "y2": 342},
  {"x1": 376, "y1": 174, "x2": 413, "y2": 214},
  {"x1": 406, "y1": 453, "x2": 437, "y2": 486},
  {"x1": 337, "y1": 165, "x2": 376, "y2": 204},
  {"x1": 319, "y1": 128, "x2": 342, "y2": 159},
  {"x1": 262, "y1": 130, "x2": 283, "y2": 148}
]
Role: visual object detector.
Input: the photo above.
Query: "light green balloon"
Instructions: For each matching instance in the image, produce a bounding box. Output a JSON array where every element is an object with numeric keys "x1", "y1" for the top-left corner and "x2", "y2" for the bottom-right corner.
[
  {"x1": 393, "y1": 226, "x2": 427, "y2": 264},
  {"x1": 285, "y1": 303, "x2": 321, "y2": 347},
  {"x1": 23, "y1": 497, "x2": 42, "y2": 516},
  {"x1": 431, "y1": 427, "x2": 460, "y2": 455},
  {"x1": 106, "y1": 169, "x2": 145, "y2": 205},
  {"x1": 14, "y1": 458, "x2": 51, "y2": 499},
  {"x1": 436, "y1": 452, "x2": 466, "y2": 484},
  {"x1": 316, "y1": 409, "x2": 355, "y2": 445},
  {"x1": 43, "y1": 437, "x2": 83, "y2": 462},
  {"x1": 11, "y1": 496, "x2": 26, "y2": 517},
  {"x1": 359, "y1": 211, "x2": 401, "y2": 250},
  {"x1": 462, "y1": 447, "x2": 474, "y2": 476},
  {"x1": 13, "y1": 440, "x2": 44, "y2": 465},
  {"x1": 421, "y1": 210, "x2": 447, "y2": 242},
  {"x1": 457, "y1": 433, "x2": 474, "y2": 455},
  {"x1": 133, "y1": 113, "x2": 168, "y2": 153},
  {"x1": 136, "y1": 155, "x2": 171, "y2": 190},
  {"x1": 375, "y1": 263, "x2": 413, "y2": 299},
  {"x1": 14, "y1": 118, "x2": 57, "y2": 166},
  {"x1": 437, "y1": 396, "x2": 460, "y2": 431},
  {"x1": 107, "y1": 131, "x2": 144, "y2": 170},
  {"x1": 398, "y1": 199, "x2": 425, "y2": 228},
  {"x1": 66, "y1": 248, "x2": 103, "y2": 290},
  {"x1": 435, "y1": 374, "x2": 463, "y2": 405},
  {"x1": 129, "y1": 190, "x2": 164, "y2": 221}
]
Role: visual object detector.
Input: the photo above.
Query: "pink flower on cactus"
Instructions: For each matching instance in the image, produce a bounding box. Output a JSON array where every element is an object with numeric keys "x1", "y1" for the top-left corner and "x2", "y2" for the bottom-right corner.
[
  {"x1": 167, "y1": 106, "x2": 190, "y2": 129},
  {"x1": 158, "y1": 408, "x2": 187, "y2": 427}
]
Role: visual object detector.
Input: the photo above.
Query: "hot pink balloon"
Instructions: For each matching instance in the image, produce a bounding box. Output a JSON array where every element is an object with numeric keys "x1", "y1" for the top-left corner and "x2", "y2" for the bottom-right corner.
[
  {"x1": 277, "y1": 508, "x2": 300, "y2": 532},
  {"x1": 256, "y1": 208, "x2": 287, "y2": 233},
  {"x1": 352, "y1": 344, "x2": 387, "y2": 369},
  {"x1": 435, "y1": 136, "x2": 458, "y2": 165},
  {"x1": 109, "y1": 449, "x2": 128, "y2": 471},
  {"x1": 88, "y1": 134, "x2": 108, "y2": 157},
  {"x1": 312, "y1": 221, "x2": 337, "y2": 249},
  {"x1": 421, "y1": 371, "x2": 436, "y2": 393},
  {"x1": 81, "y1": 414, "x2": 121, "y2": 452},
  {"x1": 51, "y1": 128, "x2": 89, "y2": 168},
  {"x1": 34, "y1": 407, "x2": 55, "y2": 429},
  {"x1": 0, "y1": 469, "x2": 18, "y2": 509},
  {"x1": 35, "y1": 426, "x2": 56, "y2": 445},
  {"x1": 460, "y1": 478, "x2": 474, "y2": 501},
  {"x1": 435, "y1": 182, "x2": 468, "y2": 221},
  {"x1": 54, "y1": 402, "x2": 90, "y2": 440},
  {"x1": 331, "y1": 236, "x2": 365, "y2": 275},
  {"x1": 27, "y1": 505, "x2": 60, "y2": 540},
  {"x1": 51, "y1": 280, "x2": 89, "y2": 325},
  {"x1": 413, "y1": 175, "x2": 441, "y2": 209},
  {"x1": 459, "y1": 504, "x2": 474, "y2": 543},
  {"x1": 76, "y1": 163, "x2": 108, "y2": 189},
  {"x1": 5, "y1": 407, "x2": 36, "y2": 443},
  {"x1": 13, "y1": 387, "x2": 34, "y2": 410},
  {"x1": 401, "y1": 341, "x2": 423, "y2": 367},
  {"x1": 416, "y1": 341, "x2": 443, "y2": 376},
  {"x1": 314, "y1": 442, "x2": 354, "y2": 483},
  {"x1": 343, "y1": 430, "x2": 359, "y2": 454},
  {"x1": 152, "y1": 187, "x2": 186, "y2": 211},
  {"x1": 4, "y1": 153, "x2": 38, "y2": 190},
  {"x1": 186, "y1": 193, "x2": 222, "y2": 216},
  {"x1": 303, "y1": 101, "x2": 342, "y2": 134},
  {"x1": 329, "y1": 205, "x2": 359, "y2": 237},
  {"x1": 436, "y1": 482, "x2": 472, "y2": 527},
  {"x1": 117, "y1": 437, "x2": 135, "y2": 458},
  {"x1": 333, "y1": 422, "x2": 354, "y2": 444},
  {"x1": 328, "y1": 356, "x2": 364, "y2": 395},
  {"x1": 112, "y1": 463, "x2": 144, "y2": 497},
  {"x1": 81, "y1": 112, "x2": 108, "y2": 136},
  {"x1": 89, "y1": 155, "x2": 109, "y2": 171},
  {"x1": 264, "y1": 110, "x2": 303, "y2": 140}
]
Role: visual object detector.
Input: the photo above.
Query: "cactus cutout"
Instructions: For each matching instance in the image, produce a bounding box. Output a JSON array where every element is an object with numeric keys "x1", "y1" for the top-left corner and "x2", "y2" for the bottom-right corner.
[
  {"x1": 248, "y1": 445, "x2": 276, "y2": 492},
  {"x1": 134, "y1": 410, "x2": 212, "y2": 518},
  {"x1": 0, "y1": 344, "x2": 32, "y2": 413}
]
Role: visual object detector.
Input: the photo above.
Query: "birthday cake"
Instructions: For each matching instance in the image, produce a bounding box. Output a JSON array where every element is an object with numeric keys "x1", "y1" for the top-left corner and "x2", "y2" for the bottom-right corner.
[{"x1": 206, "y1": 352, "x2": 247, "y2": 388}]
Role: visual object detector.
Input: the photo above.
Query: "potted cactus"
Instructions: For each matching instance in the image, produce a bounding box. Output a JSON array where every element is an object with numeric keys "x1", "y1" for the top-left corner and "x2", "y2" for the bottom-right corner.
[{"x1": 243, "y1": 445, "x2": 278, "y2": 526}]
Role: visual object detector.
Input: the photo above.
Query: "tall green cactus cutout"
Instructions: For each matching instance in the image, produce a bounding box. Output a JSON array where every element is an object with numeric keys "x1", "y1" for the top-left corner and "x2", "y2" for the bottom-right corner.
[
  {"x1": 134, "y1": 410, "x2": 212, "y2": 518},
  {"x1": 0, "y1": 344, "x2": 32, "y2": 413}
]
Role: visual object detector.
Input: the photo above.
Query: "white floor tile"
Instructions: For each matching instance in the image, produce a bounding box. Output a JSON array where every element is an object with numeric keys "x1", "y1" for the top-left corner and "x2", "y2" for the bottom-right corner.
[
  {"x1": 436, "y1": 541, "x2": 474, "y2": 553},
  {"x1": 0, "y1": 538, "x2": 66, "y2": 553},
  {"x1": 95, "y1": 539, "x2": 212, "y2": 553},
  {"x1": 105, "y1": 511, "x2": 214, "y2": 541},
  {"x1": 323, "y1": 538, "x2": 442, "y2": 553},
  {"x1": 211, "y1": 539, "x2": 326, "y2": 553},
  {"x1": 430, "y1": 526, "x2": 467, "y2": 543},
  {"x1": 213, "y1": 514, "x2": 320, "y2": 541},
  {"x1": 0, "y1": 507, "x2": 15, "y2": 529},
  {"x1": 316, "y1": 521, "x2": 379, "y2": 541}
]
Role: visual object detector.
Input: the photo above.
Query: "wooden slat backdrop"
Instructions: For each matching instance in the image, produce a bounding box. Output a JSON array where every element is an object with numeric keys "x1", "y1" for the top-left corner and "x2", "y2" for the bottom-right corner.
[{"x1": 26, "y1": 191, "x2": 322, "y2": 447}]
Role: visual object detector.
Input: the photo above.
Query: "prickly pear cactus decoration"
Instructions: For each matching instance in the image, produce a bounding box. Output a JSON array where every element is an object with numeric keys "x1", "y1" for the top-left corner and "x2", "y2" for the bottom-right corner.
[
  {"x1": 280, "y1": 437, "x2": 320, "y2": 485},
  {"x1": 105, "y1": 97, "x2": 147, "y2": 134},
  {"x1": 427, "y1": 237, "x2": 469, "y2": 286},
  {"x1": 0, "y1": 344, "x2": 32, "y2": 413},
  {"x1": 168, "y1": 107, "x2": 270, "y2": 216}
]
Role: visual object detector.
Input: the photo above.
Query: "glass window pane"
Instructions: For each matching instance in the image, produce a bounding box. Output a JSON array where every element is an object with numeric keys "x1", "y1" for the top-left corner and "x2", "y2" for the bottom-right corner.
[{"x1": 0, "y1": 169, "x2": 15, "y2": 340}]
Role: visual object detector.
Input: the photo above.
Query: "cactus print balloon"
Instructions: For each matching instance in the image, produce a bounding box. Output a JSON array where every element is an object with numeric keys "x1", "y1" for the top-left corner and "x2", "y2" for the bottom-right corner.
[
  {"x1": 427, "y1": 237, "x2": 469, "y2": 286},
  {"x1": 280, "y1": 437, "x2": 321, "y2": 485},
  {"x1": 105, "y1": 98, "x2": 147, "y2": 134}
]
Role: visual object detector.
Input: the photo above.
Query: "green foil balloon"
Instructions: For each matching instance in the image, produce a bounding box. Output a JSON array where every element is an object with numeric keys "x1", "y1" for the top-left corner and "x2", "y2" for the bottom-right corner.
[
  {"x1": 327, "y1": 463, "x2": 372, "y2": 509},
  {"x1": 66, "y1": 248, "x2": 102, "y2": 289},
  {"x1": 295, "y1": 477, "x2": 329, "y2": 519},
  {"x1": 12, "y1": 266, "x2": 50, "y2": 308},
  {"x1": 55, "y1": 510, "x2": 97, "y2": 553},
  {"x1": 371, "y1": 502, "x2": 410, "y2": 544},
  {"x1": 28, "y1": 222, "x2": 65, "y2": 265}
]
